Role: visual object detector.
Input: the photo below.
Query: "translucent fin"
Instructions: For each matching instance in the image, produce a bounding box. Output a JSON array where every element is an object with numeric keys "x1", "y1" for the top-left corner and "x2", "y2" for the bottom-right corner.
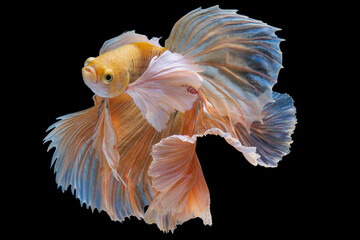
[
  {"x1": 145, "y1": 134, "x2": 212, "y2": 233},
  {"x1": 106, "y1": 94, "x2": 165, "y2": 221},
  {"x1": 125, "y1": 50, "x2": 203, "y2": 132},
  {"x1": 144, "y1": 128, "x2": 258, "y2": 232},
  {"x1": 92, "y1": 99, "x2": 125, "y2": 185},
  {"x1": 44, "y1": 94, "x2": 163, "y2": 221},
  {"x1": 235, "y1": 92, "x2": 297, "y2": 167},
  {"x1": 99, "y1": 30, "x2": 161, "y2": 55},
  {"x1": 165, "y1": 6, "x2": 283, "y2": 130},
  {"x1": 200, "y1": 128, "x2": 260, "y2": 164},
  {"x1": 44, "y1": 103, "x2": 107, "y2": 211}
]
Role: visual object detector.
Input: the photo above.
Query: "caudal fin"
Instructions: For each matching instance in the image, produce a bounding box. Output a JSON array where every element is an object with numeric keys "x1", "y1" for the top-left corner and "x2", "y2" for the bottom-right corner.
[
  {"x1": 236, "y1": 92, "x2": 297, "y2": 167},
  {"x1": 165, "y1": 5, "x2": 283, "y2": 130}
]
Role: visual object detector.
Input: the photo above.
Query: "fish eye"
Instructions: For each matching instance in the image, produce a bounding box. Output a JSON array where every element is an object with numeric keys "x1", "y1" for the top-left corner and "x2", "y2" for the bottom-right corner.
[
  {"x1": 103, "y1": 73, "x2": 113, "y2": 83},
  {"x1": 84, "y1": 57, "x2": 95, "y2": 67}
]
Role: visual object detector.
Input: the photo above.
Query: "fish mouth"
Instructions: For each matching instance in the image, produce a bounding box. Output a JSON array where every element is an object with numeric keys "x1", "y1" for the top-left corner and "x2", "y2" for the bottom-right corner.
[
  {"x1": 82, "y1": 66, "x2": 112, "y2": 98},
  {"x1": 82, "y1": 66, "x2": 107, "y2": 97},
  {"x1": 82, "y1": 66, "x2": 97, "y2": 84}
]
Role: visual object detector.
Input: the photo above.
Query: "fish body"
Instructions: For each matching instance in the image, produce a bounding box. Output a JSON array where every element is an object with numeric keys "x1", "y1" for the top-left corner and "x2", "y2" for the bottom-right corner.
[{"x1": 44, "y1": 6, "x2": 296, "y2": 232}]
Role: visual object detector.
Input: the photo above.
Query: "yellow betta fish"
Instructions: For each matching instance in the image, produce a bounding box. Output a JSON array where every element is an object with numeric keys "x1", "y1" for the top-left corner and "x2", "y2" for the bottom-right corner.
[{"x1": 44, "y1": 6, "x2": 296, "y2": 232}]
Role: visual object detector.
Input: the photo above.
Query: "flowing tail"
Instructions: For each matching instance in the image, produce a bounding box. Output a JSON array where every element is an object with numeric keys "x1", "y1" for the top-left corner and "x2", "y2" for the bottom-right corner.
[
  {"x1": 236, "y1": 92, "x2": 296, "y2": 167},
  {"x1": 165, "y1": 6, "x2": 296, "y2": 166},
  {"x1": 165, "y1": 5, "x2": 284, "y2": 131}
]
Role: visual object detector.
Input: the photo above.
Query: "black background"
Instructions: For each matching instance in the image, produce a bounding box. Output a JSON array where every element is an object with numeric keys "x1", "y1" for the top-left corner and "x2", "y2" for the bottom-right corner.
[{"x1": 13, "y1": 0, "x2": 340, "y2": 238}]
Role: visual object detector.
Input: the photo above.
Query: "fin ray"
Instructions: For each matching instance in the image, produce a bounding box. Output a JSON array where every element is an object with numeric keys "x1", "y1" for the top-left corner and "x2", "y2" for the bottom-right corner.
[
  {"x1": 145, "y1": 134, "x2": 212, "y2": 232},
  {"x1": 44, "y1": 94, "x2": 157, "y2": 220},
  {"x1": 125, "y1": 50, "x2": 203, "y2": 132},
  {"x1": 166, "y1": 6, "x2": 283, "y2": 130},
  {"x1": 44, "y1": 105, "x2": 104, "y2": 209},
  {"x1": 235, "y1": 92, "x2": 297, "y2": 167},
  {"x1": 145, "y1": 127, "x2": 259, "y2": 232}
]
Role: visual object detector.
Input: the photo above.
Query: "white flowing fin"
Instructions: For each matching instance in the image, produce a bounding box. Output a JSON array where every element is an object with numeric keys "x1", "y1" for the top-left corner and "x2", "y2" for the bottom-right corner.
[
  {"x1": 199, "y1": 128, "x2": 260, "y2": 165},
  {"x1": 99, "y1": 30, "x2": 161, "y2": 55},
  {"x1": 145, "y1": 128, "x2": 259, "y2": 232},
  {"x1": 165, "y1": 6, "x2": 283, "y2": 131},
  {"x1": 125, "y1": 50, "x2": 203, "y2": 132}
]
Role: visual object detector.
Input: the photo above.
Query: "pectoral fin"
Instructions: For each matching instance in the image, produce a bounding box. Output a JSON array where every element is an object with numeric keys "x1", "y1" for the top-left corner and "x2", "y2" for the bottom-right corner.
[{"x1": 125, "y1": 50, "x2": 203, "y2": 132}]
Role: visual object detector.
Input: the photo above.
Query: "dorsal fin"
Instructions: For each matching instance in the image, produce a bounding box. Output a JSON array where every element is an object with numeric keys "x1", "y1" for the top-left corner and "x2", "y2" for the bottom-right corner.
[{"x1": 99, "y1": 30, "x2": 161, "y2": 55}]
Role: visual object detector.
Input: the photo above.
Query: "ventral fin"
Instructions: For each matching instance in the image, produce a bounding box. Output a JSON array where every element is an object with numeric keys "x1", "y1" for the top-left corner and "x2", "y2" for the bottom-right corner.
[{"x1": 92, "y1": 99, "x2": 125, "y2": 185}]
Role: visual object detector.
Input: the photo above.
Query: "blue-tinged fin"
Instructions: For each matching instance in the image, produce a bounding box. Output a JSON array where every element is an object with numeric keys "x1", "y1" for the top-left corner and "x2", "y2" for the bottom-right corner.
[
  {"x1": 165, "y1": 5, "x2": 283, "y2": 130},
  {"x1": 44, "y1": 93, "x2": 164, "y2": 222},
  {"x1": 235, "y1": 92, "x2": 297, "y2": 167},
  {"x1": 44, "y1": 105, "x2": 105, "y2": 210}
]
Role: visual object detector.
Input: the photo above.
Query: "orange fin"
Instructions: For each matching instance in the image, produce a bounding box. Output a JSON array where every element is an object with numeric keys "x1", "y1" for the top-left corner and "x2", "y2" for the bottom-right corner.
[
  {"x1": 44, "y1": 98, "x2": 124, "y2": 214},
  {"x1": 45, "y1": 93, "x2": 174, "y2": 221},
  {"x1": 145, "y1": 128, "x2": 259, "y2": 232},
  {"x1": 145, "y1": 134, "x2": 212, "y2": 232}
]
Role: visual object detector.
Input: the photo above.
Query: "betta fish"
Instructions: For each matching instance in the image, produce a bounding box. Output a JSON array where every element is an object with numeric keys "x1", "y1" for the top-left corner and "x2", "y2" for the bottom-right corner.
[{"x1": 44, "y1": 6, "x2": 296, "y2": 232}]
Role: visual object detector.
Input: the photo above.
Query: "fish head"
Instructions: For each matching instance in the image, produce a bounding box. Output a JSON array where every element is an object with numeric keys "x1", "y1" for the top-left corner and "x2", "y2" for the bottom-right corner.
[{"x1": 82, "y1": 57, "x2": 129, "y2": 98}]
